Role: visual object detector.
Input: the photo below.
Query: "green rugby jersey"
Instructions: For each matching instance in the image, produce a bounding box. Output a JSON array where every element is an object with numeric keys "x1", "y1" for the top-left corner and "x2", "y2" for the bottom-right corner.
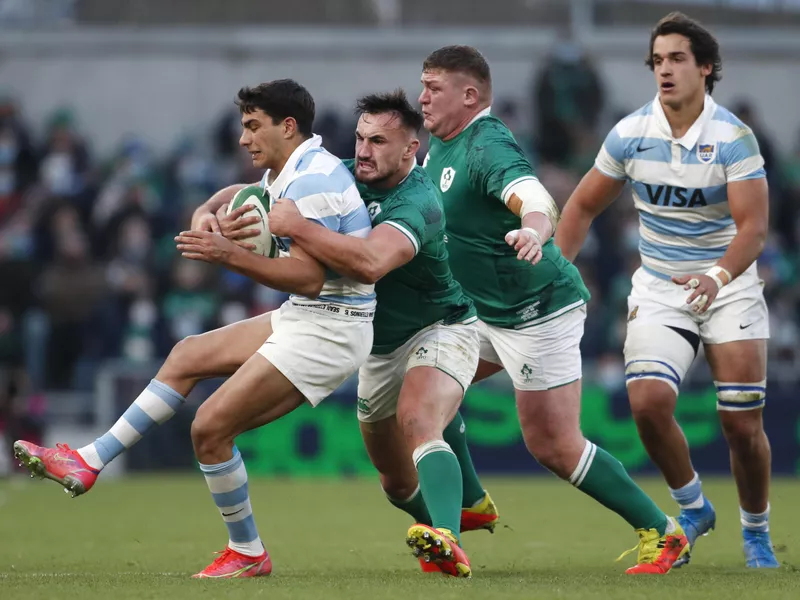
[
  {"x1": 345, "y1": 160, "x2": 476, "y2": 354},
  {"x1": 423, "y1": 112, "x2": 590, "y2": 329}
]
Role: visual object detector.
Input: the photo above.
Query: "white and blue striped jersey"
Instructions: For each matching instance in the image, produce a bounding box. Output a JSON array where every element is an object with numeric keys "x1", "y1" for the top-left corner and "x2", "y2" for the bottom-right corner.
[
  {"x1": 262, "y1": 135, "x2": 376, "y2": 312},
  {"x1": 595, "y1": 95, "x2": 766, "y2": 279}
]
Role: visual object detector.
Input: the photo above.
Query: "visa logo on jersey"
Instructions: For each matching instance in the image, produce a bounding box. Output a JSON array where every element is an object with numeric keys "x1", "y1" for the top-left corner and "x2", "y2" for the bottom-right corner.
[{"x1": 644, "y1": 184, "x2": 707, "y2": 207}]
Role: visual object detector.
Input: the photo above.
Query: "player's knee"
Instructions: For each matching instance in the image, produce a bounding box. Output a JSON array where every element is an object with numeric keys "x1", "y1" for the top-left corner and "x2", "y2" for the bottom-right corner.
[
  {"x1": 528, "y1": 445, "x2": 576, "y2": 476},
  {"x1": 380, "y1": 474, "x2": 418, "y2": 502},
  {"x1": 163, "y1": 335, "x2": 203, "y2": 379},
  {"x1": 719, "y1": 404, "x2": 766, "y2": 452},
  {"x1": 624, "y1": 324, "x2": 686, "y2": 426},
  {"x1": 522, "y1": 429, "x2": 582, "y2": 477},
  {"x1": 628, "y1": 378, "x2": 676, "y2": 426},
  {"x1": 190, "y1": 405, "x2": 224, "y2": 456}
]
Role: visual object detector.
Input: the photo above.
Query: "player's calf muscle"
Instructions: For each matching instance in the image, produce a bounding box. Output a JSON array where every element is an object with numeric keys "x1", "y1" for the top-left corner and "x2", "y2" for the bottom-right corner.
[{"x1": 360, "y1": 420, "x2": 418, "y2": 496}]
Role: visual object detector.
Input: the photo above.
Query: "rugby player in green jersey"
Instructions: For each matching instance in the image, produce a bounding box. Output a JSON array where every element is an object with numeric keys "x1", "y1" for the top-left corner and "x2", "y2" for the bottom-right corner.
[
  {"x1": 418, "y1": 45, "x2": 688, "y2": 574},
  {"x1": 267, "y1": 90, "x2": 495, "y2": 578}
]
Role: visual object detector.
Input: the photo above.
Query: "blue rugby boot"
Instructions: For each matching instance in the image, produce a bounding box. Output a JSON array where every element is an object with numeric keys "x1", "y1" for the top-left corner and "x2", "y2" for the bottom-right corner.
[{"x1": 672, "y1": 496, "x2": 716, "y2": 568}]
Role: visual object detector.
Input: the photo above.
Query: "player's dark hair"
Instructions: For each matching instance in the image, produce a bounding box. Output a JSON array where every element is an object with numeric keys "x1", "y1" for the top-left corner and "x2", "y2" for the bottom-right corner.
[
  {"x1": 646, "y1": 12, "x2": 722, "y2": 94},
  {"x1": 423, "y1": 45, "x2": 492, "y2": 89},
  {"x1": 355, "y1": 89, "x2": 424, "y2": 133},
  {"x1": 236, "y1": 79, "x2": 315, "y2": 137}
]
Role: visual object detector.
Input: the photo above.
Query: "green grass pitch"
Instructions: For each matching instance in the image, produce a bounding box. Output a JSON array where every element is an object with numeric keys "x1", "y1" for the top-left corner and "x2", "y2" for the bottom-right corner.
[{"x1": 1, "y1": 475, "x2": 798, "y2": 599}]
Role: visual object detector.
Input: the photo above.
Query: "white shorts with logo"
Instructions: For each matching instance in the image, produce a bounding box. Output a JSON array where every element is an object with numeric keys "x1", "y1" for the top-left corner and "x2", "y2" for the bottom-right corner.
[
  {"x1": 257, "y1": 301, "x2": 373, "y2": 406},
  {"x1": 624, "y1": 266, "x2": 769, "y2": 389},
  {"x1": 356, "y1": 321, "x2": 480, "y2": 423},
  {"x1": 478, "y1": 305, "x2": 586, "y2": 391},
  {"x1": 626, "y1": 266, "x2": 769, "y2": 344}
]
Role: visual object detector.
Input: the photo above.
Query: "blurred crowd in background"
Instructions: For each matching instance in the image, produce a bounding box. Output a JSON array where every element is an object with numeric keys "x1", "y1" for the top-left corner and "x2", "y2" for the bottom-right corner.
[{"x1": 1, "y1": 40, "x2": 799, "y2": 433}]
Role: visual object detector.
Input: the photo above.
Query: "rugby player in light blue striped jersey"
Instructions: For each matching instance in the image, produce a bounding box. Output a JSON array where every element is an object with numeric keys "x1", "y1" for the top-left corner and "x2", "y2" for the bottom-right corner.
[{"x1": 556, "y1": 12, "x2": 778, "y2": 569}]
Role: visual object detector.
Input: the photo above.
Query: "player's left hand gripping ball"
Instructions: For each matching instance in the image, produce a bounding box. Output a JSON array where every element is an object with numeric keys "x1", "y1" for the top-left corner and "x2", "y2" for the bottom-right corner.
[
  {"x1": 672, "y1": 273, "x2": 719, "y2": 314},
  {"x1": 505, "y1": 228, "x2": 543, "y2": 265},
  {"x1": 216, "y1": 203, "x2": 262, "y2": 251},
  {"x1": 175, "y1": 230, "x2": 240, "y2": 264},
  {"x1": 267, "y1": 198, "x2": 303, "y2": 238}
]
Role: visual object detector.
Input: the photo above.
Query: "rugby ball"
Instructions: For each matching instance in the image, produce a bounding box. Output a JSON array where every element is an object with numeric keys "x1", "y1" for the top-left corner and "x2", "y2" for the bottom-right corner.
[{"x1": 227, "y1": 185, "x2": 279, "y2": 258}]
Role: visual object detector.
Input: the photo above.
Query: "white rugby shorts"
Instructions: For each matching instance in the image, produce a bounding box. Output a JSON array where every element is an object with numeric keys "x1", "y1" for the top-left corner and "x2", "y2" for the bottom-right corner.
[
  {"x1": 625, "y1": 265, "x2": 769, "y2": 346},
  {"x1": 258, "y1": 301, "x2": 373, "y2": 405},
  {"x1": 356, "y1": 320, "x2": 479, "y2": 423},
  {"x1": 478, "y1": 305, "x2": 586, "y2": 391}
]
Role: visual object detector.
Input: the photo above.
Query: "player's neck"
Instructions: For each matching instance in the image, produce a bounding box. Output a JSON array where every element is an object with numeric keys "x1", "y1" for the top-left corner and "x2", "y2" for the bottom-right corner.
[
  {"x1": 269, "y1": 138, "x2": 307, "y2": 180},
  {"x1": 661, "y1": 92, "x2": 705, "y2": 139},
  {"x1": 441, "y1": 105, "x2": 490, "y2": 141}
]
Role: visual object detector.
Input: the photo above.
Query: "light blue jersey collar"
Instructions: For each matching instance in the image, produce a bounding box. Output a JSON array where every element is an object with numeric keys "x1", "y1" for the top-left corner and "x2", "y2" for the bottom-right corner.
[{"x1": 263, "y1": 134, "x2": 323, "y2": 197}]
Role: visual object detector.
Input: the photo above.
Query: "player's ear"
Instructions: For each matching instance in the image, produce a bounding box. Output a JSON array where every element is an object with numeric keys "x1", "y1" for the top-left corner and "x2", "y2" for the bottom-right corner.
[
  {"x1": 405, "y1": 138, "x2": 420, "y2": 160},
  {"x1": 464, "y1": 85, "x2": 480, "y2": 108},
  {"x1": 283, "y1": 117, "x2": 298, "y2": 139}
]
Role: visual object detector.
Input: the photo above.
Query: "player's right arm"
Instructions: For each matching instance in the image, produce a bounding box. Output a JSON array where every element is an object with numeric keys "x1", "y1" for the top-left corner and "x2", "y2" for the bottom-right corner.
[
  {"x1": 467, "y1": 123, "x2": 559, "y2": 264},
  {"x1": 269, "y1": 198, "x2": 417, "y2": 284},
  {"x1": 555, "y1": 169, "x2": 625, "y2": 262},
  {"x1": 176, "y1": 227, "x2": 326, "y2": 298},
  {"x1": 555, "y1": 126, "x2": 628, "y2": 262}
]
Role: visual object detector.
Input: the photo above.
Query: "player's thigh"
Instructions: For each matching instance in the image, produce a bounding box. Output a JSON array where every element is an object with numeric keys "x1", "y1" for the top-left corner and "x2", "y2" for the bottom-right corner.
[
  {"x1": 624, "y1": 268, "x2": 700, "y2": 407},
  {"x1": 701, "y1": 280, "x2": 768, "y2": 380},
  {"x1": 396, "y1": 322, "x2": 480, "y2": 436},
  {"x1": 397, "y1": 366, "x2": 464, "y2": 441},
  {"x1": 483, "y1": 306, "x2": 585, "y2": 392},
  {"x1": 359, "y1": 416, "x2": 418, "y2": 496},
  {"x1": 701, "y1": 278, "x2": 768, "y2": 414},
  {"x1": 705, "y1": 340, "x2": 767, "y2": 384},
  {"x1": 515, "y1": 379, "x2": 584, "y2": 453},
  {"x1": 705, "y1": 340, "x2": 767, "y2": 417},
  {"x1": 193, "y1": 352, "x2": 305, "y2": 444},
  {"x1": 160, "y1": 311, "x2": 275, "y2": 381},
  {"x1": 474, "y1": 360, "x2": 504, "y2": 383}
]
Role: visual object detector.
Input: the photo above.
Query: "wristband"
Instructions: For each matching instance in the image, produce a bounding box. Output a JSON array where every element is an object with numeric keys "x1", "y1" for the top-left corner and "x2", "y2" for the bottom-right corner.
[
  {"x1": 520, "y1": 227, "x2": 542, "y2": 245},
  {"x1": 705, "y1": 265, "x2": 732, "y2": 289}
]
